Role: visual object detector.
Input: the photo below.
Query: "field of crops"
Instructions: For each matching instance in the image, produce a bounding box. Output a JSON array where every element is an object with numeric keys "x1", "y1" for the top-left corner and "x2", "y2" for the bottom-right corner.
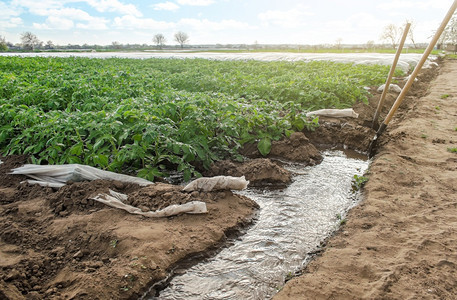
[{"x1": 0, "y1": 56, "x2": 400, "y2": 180}]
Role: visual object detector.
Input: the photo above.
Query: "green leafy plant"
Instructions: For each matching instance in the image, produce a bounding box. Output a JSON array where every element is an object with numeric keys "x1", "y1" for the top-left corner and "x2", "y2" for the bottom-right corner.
[
  {"x1": 109, "y1": 239, "x2": 118, "y2": 248},
  {"x1": 447, "y1": 147, "x2": 457, "y2": 153},
  {"x1": 0, "y1": 56, "x2": 393, "y2": 181},
  {"x1": 352, "y1": 174, "x2": 368, "y2": 191}
]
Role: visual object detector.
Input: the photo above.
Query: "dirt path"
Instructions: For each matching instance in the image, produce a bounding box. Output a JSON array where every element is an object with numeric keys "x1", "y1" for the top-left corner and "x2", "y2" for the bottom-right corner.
[{"x1": 275, "y1": 59, "x2": 457, "y2": 299}]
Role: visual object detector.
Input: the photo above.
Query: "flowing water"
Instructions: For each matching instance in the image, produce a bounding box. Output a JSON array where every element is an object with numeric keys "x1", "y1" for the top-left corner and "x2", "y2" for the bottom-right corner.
[{"x1": 150, "y1": 150, "x2": 369, "y2": 300}]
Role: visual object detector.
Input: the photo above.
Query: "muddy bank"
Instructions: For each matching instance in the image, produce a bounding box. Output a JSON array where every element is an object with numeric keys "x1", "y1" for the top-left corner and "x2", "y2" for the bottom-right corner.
[
  {"x1": 275, "y1": 59, "x2": 457, "y2": 299},
  {"x1": 304, "y1": 61, "x2": 440, "y2": 153},
  {"x1": 204, "y1": 158, "x2": 292, "y2": 187},
  {"x1": 0, "y1": 155, "x2": 258, "y2": 299}
]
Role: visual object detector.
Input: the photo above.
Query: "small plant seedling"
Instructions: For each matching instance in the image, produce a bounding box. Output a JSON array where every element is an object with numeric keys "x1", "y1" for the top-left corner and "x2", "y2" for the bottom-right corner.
[
  {"x1": 340, "y1": 218, "x2": 347, "y2": 226},
  {"x1": 352, "y1": 175, "x2": 368, "y2": 191},
  {"x1": 166, "y1": 244, "x2": 176, "y2": 254},
  {"x1": 440, "y1": 94, "x2": 450, "y2": 99},
  {"x1": 109, "y1": 239, "x2": 118, "y2": 248},
  {"x1": 336, "y1": 213, "x2": 342, "y2": 220},
  {"x1": 435, "y1": 106, "x2": 440, "y2": 110},
  {"x1": 421, "y1": 134, "x2": 428, "y2": 139},
  {"x1": 285, "y1": 272, "x2": 294, "y2": 282},
  {"x1": 448, "y1": 147, "x2": 457, "y2": 153}
]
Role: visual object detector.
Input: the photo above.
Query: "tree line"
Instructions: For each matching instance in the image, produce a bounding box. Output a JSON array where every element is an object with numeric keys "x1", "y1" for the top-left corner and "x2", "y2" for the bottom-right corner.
[
  {"x1": 1, "y1": 15, "x2": 457, "y2": 53},
  {"x1": 0, "y1": 31, "x2": 190, "y2": 52}
]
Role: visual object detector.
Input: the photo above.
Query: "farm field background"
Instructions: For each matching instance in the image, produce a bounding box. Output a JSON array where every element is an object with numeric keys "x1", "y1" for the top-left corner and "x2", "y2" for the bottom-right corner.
[{"x1": 0, "y1": 56, "x2": 401, "y2": 181}]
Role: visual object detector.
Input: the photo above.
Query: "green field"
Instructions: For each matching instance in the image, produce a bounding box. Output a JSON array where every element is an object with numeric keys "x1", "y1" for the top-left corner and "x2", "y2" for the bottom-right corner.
[{"x1": 0, "y1": 56, "x2": 400, "y2": 180}]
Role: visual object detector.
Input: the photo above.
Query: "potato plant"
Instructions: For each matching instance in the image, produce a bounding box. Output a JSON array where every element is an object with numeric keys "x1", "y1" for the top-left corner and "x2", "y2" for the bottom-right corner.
[{"x1": 0, "y1": 56, "x2": 396, "y2": 181}]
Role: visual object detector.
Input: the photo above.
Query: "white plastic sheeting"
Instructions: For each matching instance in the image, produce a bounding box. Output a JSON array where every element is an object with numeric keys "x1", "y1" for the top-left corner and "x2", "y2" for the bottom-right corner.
[
  {"x1": 9, "y1": 164, "x2": 248, "y2": 217},
  {"x1": 377, "y1": 84, "x2": 402, "y2": 93},
  {"x1": 91, "y1": 189, "x2": 207, "y2": 217},
  {"x1": 10, "y1": 164, "x2": 153, "y2": 188},
  {"x1": 306, "y1": 108, "x2": 359, "y2": 118},
  {"x1": 183, "y1": 176, "x2": 249, "y2": 192},
  {"x1": 0, "y1": 52, "x2": 436, "y2": 73}
]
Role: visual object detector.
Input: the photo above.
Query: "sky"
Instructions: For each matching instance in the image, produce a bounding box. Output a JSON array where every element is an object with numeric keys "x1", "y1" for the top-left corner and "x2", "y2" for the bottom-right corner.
[{"x1": 0, "y1": 0, "x2": 455, "y2": 46}]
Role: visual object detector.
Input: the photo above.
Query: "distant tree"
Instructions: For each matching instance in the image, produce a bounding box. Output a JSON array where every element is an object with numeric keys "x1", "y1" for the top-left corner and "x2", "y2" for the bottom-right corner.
[
  {"x1": 153, "y1": 33, "x2": 166, "y2": 49},
  {"x1": 0, "y1": 35, "x2": 8, "y2": 52},
  {"x1": 111, "y1": 41, "x2": 122, "y2": 49},
  {"x1": 174, "y1": 31, "x2": 189, "y2": 48},
  {"x1": 366, "y1": 40, "x2": 375, "y2": 50},
  {"x1": 380, "y1": 24, "x2": 400, "y2": 48},
  {"x1": 20, "y1": 32, "x2": 41, "y2": 51},
  {"x1": 45, "y1": 40, "x2": 54, "y2": 50},
  {"x1": 440, "y1": 12, "x2": 457, "y2": 51},
  {"x1": 406, "y1": 21, "x2": 418, "y2": 49},
  {"x1": 335, "y1": 37, "x2": 343, "y2": 50}
]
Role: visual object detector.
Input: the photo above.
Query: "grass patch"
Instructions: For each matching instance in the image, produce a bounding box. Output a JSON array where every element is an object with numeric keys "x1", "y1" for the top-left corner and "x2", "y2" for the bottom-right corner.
[{"x1": 447, "y1": 147, "x2": 457, "y2": 153}]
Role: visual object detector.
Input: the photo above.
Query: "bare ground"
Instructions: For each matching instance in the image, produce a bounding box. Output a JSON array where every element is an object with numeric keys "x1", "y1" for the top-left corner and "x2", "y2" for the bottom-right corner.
[{"x1": 275, "y1": 59, "x2": 457, "y2": 299}]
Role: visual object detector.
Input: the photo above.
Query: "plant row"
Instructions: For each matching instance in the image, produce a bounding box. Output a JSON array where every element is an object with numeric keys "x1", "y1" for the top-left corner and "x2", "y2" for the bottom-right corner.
[{"x1": 0, "y1": 56, "x2": 399, "y2": 180}]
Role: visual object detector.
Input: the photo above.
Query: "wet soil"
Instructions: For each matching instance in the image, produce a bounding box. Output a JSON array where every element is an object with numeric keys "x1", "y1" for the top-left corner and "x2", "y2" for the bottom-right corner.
[
  {"x1": 0, "y1": 155, "x2": 258, "y2": 299},
  {"x1": 204, "y1": 158, "x2": 292, "y2": 187},
  {"x1": 0, "y1": 57, "x2": 443, "y2": 299},
  {"x1": 275, "y1": 59, "x2": 457, "y2": 299}
]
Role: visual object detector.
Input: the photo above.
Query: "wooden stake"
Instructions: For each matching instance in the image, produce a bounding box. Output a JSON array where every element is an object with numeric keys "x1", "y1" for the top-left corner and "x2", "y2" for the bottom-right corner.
[
  {"x1": 368, "y1": 0, "x2": 457, "y2": 157},
  {"x1": 372, "y1": 22, "x2": 411, "y2": 129}
]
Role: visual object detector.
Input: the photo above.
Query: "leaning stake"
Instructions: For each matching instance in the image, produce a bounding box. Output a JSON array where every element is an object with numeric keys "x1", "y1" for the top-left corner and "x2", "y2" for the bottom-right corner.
[
  {"x1": 368, "y1": 0, "x2": 457, "y2": 157},
  {"x1": 372, "y1": 22, "x2": 411, "y2": 129}
]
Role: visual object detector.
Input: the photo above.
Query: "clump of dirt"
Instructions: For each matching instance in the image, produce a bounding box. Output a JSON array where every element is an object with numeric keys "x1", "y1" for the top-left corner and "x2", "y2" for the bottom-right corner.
[
  {"x1": 205, "y1": 158, "x2": 292, "y2": 187},
  {"x1": 0, "y1": 155, "x2": 28, "y2": 188},
  {"x1": 242, "y1": 132, "x2": 323, "y2": 165},
  {"x1": 126, "y1": 183, "x2": 234, "y2": 212},
  {"x1": 305, "y1": 122, "x2": 376, "y2": 153},
  {"x1": 47, "y1": 180, "x2": 141, "y2": 217}
]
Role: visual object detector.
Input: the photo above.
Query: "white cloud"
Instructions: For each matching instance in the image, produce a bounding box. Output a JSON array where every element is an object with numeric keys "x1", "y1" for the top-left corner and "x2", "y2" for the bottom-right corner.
[
  {"x1": 76, "y1": 18, "x2": 109, "y2": 30},
  {"x1": 377, "y1": 0, "x2": 451, "y2": 11},
  {"x1": 84, "y1": 0, "x2": 142, "y2": 17},
  {"x1": 34, "y1": 8, "x2": 93, "y2": 20},
  {"x1": 113, "y1": 15, "x2": 175, "y2": 30},
  {"x1": 34, "y1": 16, "x2": 74, "y2": 30},
  {"x1": 0, "y1": 1, "x2": 23, "y2": 28},
  {"x1": 1, "y1": 2, "x2": 22, "y2": 18},
  {"x1": 31, "y1": 7, "x2": 109, "y2": 30},
  {"x1": 11, "y1": 0, "x2": 62, "y2": 13},
  {"x1": 258, "y1": 6, "x2": 313, "y2": 28},
  {"x1": 177, "y1": 0, "x2": 215, "y2": 6},
  {"x1": 12, "y1": 0, "x2": 142, "y2": 16},
  {"x1": 178, "y1": 18, "x2": 252, "y2": 31},
  {"x1": 0, "y1": 18, "x2": 23, "y2": 29},
  {"x1": 153, "y1": 2, "x2": 180, "y2": 11}
]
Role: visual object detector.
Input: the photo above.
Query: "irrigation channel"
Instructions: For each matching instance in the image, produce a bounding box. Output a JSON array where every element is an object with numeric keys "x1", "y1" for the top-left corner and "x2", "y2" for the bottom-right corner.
[{"x1": 148, "y1": 150, "x2": 369, "y2": 299}]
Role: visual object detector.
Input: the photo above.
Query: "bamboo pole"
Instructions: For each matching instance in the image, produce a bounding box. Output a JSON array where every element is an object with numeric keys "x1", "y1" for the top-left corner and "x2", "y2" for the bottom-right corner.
[
  {"x1": 372, "y1": 22, "x2": 411, "y2": 129},
  {"x1": 368, "y1": 0, "x2": 457, "y2": 156}
]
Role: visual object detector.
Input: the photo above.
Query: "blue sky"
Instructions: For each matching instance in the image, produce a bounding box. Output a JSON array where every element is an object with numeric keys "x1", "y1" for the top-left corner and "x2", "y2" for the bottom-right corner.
[{"x1": 0, "y1": 0, "x2": 455, "y2": 46}]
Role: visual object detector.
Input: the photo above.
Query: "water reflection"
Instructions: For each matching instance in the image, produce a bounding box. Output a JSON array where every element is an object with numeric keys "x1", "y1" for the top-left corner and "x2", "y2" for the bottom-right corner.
[{"x1": 153, "y1": 151, "x2": 369, "y2": 300}]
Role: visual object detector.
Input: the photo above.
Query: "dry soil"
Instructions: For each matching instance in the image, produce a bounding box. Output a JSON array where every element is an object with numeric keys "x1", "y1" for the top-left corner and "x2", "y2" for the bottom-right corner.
[{"x1": 275, "y1": 59, "x2": 457, "y2": 299}]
